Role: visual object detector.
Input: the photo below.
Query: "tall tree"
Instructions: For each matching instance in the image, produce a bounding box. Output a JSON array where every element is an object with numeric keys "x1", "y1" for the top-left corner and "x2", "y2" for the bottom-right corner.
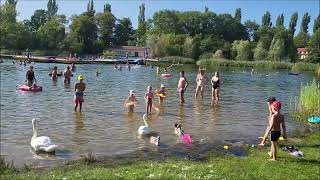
[
  {"x1": 6, "y1": 0, "x2": 17, "y2": 6},
  {"x1": 314, "y1": 15, "x2": 320, "y2": 33},
  {"x1": 85, "y1": 0, "x2": 95, "y2": 17},
  {"x1": 261, "y1": 11, "x2": 272, "y2": 28},
  {"x1": 47, "y1": 0, "x2": 58, "y2": 19},
  {"x1": 276, "y1": 14, "x2": 284, "y2": 27},
  {"x1": 244, "y1": 20, "x2": 259, "y2": 41},
  {"x1": 96, "y1": 11, "x2": 116, "y2": 47},
  {"x1": 137, "y1": 3, "x2": 146, "y2": 45},
  {"x1": 289, "y1": 12, "x2": 298, "y2": 35},
  {"x1": 234, "y1": 8, "x2": 241, "y2": 23},
  {"x1": 29, "y1": 9, "x2": 47, "y2": 32},
  {"x1": 103, "y1": 3, "x2": 111, "y2": 13},
  {"x1": 113, "y1": 17, "x2": 134, "y2": 45},
  {"x1": 306, "y1": 30, "x2": 320, "y2": 63},
  {"x1": 204, "y1": 6, "x2": 209, "y2": 13},
  {"x1": 300, "y1": 12, "x2": 311, "y2": 33}
]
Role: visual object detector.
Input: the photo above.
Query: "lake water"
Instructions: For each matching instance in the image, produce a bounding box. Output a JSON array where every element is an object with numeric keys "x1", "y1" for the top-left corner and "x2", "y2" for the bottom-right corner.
[{"x1": 0, "y1": 60, "x2": 316, "y2": 166}]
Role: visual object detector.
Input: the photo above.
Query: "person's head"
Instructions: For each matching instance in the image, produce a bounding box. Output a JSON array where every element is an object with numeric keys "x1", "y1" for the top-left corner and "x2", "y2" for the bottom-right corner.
[
  {"x1": 67, "y1": 66, "x2": 70, "y2": 70},
  {"x1": 272, "y1": 101, "x2": 281, "y2": 113},
  {"x1": 180, "y1": 71, "x2": 185, "y2": 77},
  {"x1": 214, "y1": 72, "x2": 219, "y2": 78},
  {"x1": 129, "y1": 90, "x2": 135, "y2": 96},
  {"x1": 54, "y1": 66, "x2": 57, "y2": 70},
  {"x1": 29, "y1": 65, "x2": 33, "y2": 70},
  {"x1": 267, "y1": 96, "x2": 276, "y2": 106},
  {"x1": 160, "y1": 84, "x2": 165, "y2": 89},
  {"x1": 147, "y1": 86, "x2": 152, "y2": 92},
  {"x1": 200, "y1": 69, "x2": 204, "y2": 75},
  {"x1": 77, "y1": 75, "x2": 84, "y2": 82}
]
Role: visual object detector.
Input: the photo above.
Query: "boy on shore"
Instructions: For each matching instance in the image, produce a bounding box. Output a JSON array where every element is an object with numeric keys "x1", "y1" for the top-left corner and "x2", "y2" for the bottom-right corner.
[
  {"x1": 261, "y1": 101, "x2": 286, "y2": 161},
  {"x1": 74, "y1": 75, "x2": 86, "y2": 112}
]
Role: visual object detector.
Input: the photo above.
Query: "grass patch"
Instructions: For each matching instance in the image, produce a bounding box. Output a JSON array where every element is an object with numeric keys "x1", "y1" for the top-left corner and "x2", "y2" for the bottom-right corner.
[
  {"x1": 1, "y1": 131, "x2": 320, "y2": 179},
  {"x1": 160, "y1": 56, "x2": 195, "y2": 64},
  {"x1": 197, "y1": 58, "x2": 319, "y2": 71}
]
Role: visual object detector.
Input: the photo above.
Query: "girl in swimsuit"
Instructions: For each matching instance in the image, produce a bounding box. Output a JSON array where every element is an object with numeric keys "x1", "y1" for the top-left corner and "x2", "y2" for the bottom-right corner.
[
  {"x1": 195, "y1": 69, "x2": 206, "y2": 99},
  {"x1": 211, "y1": 72, "x2": 224, "y2": 103},
  {"x1": 51, "y1": 66, "x2": 58, "y2": 81},
  {"x1": 144, "y1": 86, "x2": 154, "y2": 114}
]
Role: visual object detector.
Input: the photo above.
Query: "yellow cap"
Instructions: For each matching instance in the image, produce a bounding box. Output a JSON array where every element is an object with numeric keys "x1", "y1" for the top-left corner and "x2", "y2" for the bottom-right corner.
[{"x1": 77, "y1": 75, "x2": 84, "y2": 80}]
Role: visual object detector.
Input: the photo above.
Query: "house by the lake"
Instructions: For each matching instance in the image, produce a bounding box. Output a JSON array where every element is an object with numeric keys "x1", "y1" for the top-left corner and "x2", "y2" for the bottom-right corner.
[
  {"x1": 106, "y1": 46, "x2": 151, "y2": 59},
  {"x1": 297, "y1": 48, "x2": 308, "y2": 60}
]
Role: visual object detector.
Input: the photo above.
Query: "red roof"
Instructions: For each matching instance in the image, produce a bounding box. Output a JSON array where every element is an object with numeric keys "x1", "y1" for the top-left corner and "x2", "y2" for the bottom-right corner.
[{"x1": 297, "y1": 48, "x2": 307, "y2": 53}]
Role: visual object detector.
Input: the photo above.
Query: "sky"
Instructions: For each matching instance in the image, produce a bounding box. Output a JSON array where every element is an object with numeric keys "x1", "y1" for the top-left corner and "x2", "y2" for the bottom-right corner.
[{"x1": 5, "y1": 0, "x2": 320, "y2": 34}]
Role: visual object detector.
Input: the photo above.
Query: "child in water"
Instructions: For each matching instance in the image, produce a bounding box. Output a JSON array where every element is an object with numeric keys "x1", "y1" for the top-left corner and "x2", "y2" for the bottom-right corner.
[
  {"x1": 157, "y1": 84, "x2": 167, "y2": 105},
  {"x1": 177, "y1": 71, "x2": 188, "y2": 104},
  {"x1": 144, "y1": 86, "x2": 154, "y2": 114},
  {"x1": 124, "y1": 90, "x2": 138, "y2": 112},
  {"x1": 74, "y1": 75, "x2": 86, "y2": 112}
]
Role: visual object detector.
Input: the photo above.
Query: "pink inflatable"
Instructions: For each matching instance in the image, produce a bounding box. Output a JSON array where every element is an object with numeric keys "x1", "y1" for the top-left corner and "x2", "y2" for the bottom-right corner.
[
  {"x1": 181, "y1": 134, "x2": 192, "y2": 143},
  {"x1": 17, "y1": 85, "x2": 42, "y2": 92},
  {"x1": 161, "y1": 73, "x2": 172, "y2": 78}
]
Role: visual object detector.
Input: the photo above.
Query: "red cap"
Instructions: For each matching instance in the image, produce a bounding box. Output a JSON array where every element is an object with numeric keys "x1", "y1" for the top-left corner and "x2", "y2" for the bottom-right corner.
[{"x1": 272, "y1": 101, "x2": 281, "y2": 109}]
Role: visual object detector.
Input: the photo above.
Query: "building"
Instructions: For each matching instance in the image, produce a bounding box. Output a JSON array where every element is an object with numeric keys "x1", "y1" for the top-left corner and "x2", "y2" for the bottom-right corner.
[
  {"x1": 106, "y1": 46, "x2": 151, "y2": 59},
  {"x1": 297, "y1": 48, "x2": 308, "y2": 60}
]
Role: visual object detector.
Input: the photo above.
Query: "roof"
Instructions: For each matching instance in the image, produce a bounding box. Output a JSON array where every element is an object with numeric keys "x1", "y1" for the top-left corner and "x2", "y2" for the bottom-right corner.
[
  {"x1": 108, "y1": 46, "x2": 146, "y2": 51},
  {"x1": 297, "y1": 48, "x2": 307, "y2": 52}
]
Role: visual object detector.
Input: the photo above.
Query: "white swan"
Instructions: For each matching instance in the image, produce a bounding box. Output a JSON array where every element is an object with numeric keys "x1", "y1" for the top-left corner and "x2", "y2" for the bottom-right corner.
[
  {"x1": 31, "y1": 118, "x2": 58, "y2": 153},
  {"x1": 138, "y1": 114, "x2": 152, "y2": 135}
]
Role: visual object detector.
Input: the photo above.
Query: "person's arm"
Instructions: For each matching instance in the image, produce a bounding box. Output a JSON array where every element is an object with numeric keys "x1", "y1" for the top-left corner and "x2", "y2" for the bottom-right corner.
[
  {"x1": 262, "y1": 115, "x2": 274, "y2": 142},
  {"x1": 124, "y1": 97, "x2": 129, "y2": 107},
  {"x1": 83, "y1": 84, "x2": 86, "y2": 92},
  {"x1": 185, "y1": 78, "x2": 188, "y2": 90},
  {"x1": 74, "y1": 84, "x2": 77, "y2": 92},
  {"x1": 281, "y1": 115, "x2": 286, "y2": 139}
]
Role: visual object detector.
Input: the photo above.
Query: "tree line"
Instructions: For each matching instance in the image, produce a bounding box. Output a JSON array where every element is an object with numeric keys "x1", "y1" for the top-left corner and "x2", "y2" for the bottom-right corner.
[{"x1": 0, "y1": 0, "x2": 319, "y2": 62}]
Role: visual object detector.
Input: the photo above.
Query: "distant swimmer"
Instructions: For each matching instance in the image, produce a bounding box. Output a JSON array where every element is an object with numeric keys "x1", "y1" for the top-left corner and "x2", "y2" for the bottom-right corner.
[
  {"x1": 26, "y1": 65, "x2": 36, "y2": 87},
  {"x1": 71, "y1": 63, "x2": 76, "y2": 71},
  {"x1": 74, "y1": 75, "x2": 86, "y2": 112},
  {"x1": 124, "y1": 90, "x2": 138, "y2": 112},
  {"x1": 177, "y1": 71, "x2": 188, "y2": 104},
  {"x1": 144, "y1": 86, "x2": 155, "y2": 114},
  {"x1": 211, "y1": 72, "x2": 224, "y2": 103},
  {"x1": 64, "y1": 66, "x2": 72, "y2": 84},
  {"x1": 51, "y1": 66, "x2": 58, "y2": 81}
]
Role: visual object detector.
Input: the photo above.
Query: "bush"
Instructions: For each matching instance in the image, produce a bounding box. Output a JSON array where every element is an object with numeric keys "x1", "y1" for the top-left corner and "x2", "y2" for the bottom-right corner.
[
  {"x1": 297, "y1": 81, "x2": 320, "y2": 117},
  {"x1": 198, "y1": 52, "x2": 214, "y2": 60},
  {"x1": 213, "y1": 50, "x2": 224, "y2": 58},
  {"x1": 160, "y1": 56, "x2": 195, "y2": 64}
]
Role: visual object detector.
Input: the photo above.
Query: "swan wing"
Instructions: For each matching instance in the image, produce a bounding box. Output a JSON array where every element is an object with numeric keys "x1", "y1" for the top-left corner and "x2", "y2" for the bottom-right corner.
[
  {"x1": 31, "y1": 136, "x2": 55, "y2": 150},
  {"x1": 138, "y1": 126, "x2": 151, "y2": 135}
]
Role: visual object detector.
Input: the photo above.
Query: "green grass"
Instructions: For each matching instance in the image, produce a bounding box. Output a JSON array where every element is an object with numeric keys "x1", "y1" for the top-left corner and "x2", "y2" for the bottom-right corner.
[
  {"x1": 197, "y1": 58, "x2": 319, "y2": 71},
  {"x1": 160, "y1": 56, "x2": 195, "y2": 64},
  {"x1": 1, "y1": 131, "x2": 320, "y2": 179}
]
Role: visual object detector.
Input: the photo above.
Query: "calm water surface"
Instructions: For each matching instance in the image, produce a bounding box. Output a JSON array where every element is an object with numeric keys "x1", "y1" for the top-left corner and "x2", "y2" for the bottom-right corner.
[{"x1": 0, "y1": 60, "x2": 316, "y2": 166}]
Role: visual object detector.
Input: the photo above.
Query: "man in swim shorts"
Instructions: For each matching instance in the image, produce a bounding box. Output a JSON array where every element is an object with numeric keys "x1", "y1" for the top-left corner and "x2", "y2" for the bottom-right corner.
[
  {"x1": 64, "y1": 66, "x2": 72, "y2": 84},
  {"x1": 26, "y1": 65, "x2": 36, "y2": 87},
  {"x1": 177, "y1": 71, "x2": 188, "y2": 104},
  {"x1": 261, "y1": 101, "x2": 286, "y2": 161},
  {"x1": 74, "y1": 75, "x2": 86, "y2": 112}
]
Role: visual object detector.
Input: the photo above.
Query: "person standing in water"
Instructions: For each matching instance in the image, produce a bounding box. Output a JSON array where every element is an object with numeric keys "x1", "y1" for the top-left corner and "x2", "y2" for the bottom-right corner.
[
  {"x1": 177, "y1": 71, "x2": 188, "y2": 104},
  {"x1": 124, "y1": 90, "x2": 138, "y2": 112},
  {"x1": 144, "y1": 86, "x2": 154, "y2": 114},
  {"x1": 261, "y1": 101, "x2": 286, "y2": 161},
  {"x1": 25, "y1": 65, "x2": 36, "y2": 87},
  {"x1": 74, "y1": 75, "x2": 86, "y2": 112},
  {"x1": 71, "y1": 63, "x2": 76, "y2": 71},
  {"x1": 211, "y1": 72, "x2": 224, "y2": 103},
  {"x1": 64, "y1": 66, "x2": 72, "y2": 84},
  {"x1": 195, "y1": 69, "x2": 207, "y2": 99},
  {"x1": 51, "y1": 66, "x2": 58, "y2": 81}
]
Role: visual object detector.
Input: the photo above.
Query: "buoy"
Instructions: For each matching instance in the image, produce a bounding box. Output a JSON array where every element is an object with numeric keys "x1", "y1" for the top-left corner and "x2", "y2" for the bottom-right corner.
[{"x1": 223, "y1": 145, "x2": 229, "y2": 150}]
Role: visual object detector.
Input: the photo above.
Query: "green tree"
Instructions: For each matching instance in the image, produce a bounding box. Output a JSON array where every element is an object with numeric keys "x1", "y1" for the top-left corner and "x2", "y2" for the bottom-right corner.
[
  {"x1": 289, "y1": 12, "x2": 298, "y2": 35},
  {"x1": 300, "y1": 12, "x2": 311, "y2": 33},
  {"x1": 37, "y1": 16, "x2": 65, "y2": 50},
  {"x1": 29, "y1": 9, "x2": 47, "y2": 32},
  {"x1": 113, "y1": 17, "x2": 134, "y2": 45},
  {"x1": 276, "y1": 14, "x2": 284, "y2": 28},
  {"x1": 261, "y1": 11, "x2": 272, "y2": 28},
  {"x1": 306, "y1": 30, "x2": 320, "y2": 63},
  {"x1": 96, "y1": 11, "x2": 116, "y2": 47},
  {"x1": 313, "y1": 15, "x2": 320, "y2": 33},
  {"x1": 137, "y1": 3, "x2": 146, "y2": 45},
  {"x1": 233, "y1": 40, "x2": 252, "y2": 61},
  {"x1": 234, "y1": 8, "x2": 241, "y2": 23},
  {"x1": 103, "y1": 3, "x2": 111, "y2": 13},
  {"x1": 6, "y1": 0, "x2": 17, "y2": 6},
  {"x1": 269, "y1": 34, "x2": 285, "y2": 61},
  {"x1": 85, "y1": 0, "x2": 95, "y2": 17},
  {"x1": 47, "y1": 0, "x2": 58, "y2": 19},
  {"x1": 294, "y1": 32, "x2": 309, "y2": 48},
  {"x1": 244, "y1": 20, "x2": 259, "y2": 41},
  {"x1": 152, "y1": 10, "x2": 182, "y2": 34},
  {"x1": 253, "y1": 39, "x2": 269, "y2": 60}
]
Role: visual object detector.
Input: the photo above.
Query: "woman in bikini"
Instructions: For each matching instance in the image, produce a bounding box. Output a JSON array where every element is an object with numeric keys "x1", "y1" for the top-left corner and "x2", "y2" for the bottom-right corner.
[{"x1": 211, "y1": 72, "x2": 224, "y2": 103}]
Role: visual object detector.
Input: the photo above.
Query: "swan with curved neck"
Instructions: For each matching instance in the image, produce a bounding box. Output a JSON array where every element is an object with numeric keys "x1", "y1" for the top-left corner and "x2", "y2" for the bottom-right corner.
[
  {"x1": 31, "y1": 118, "x2": 58, "y2": 153},
  {"x1": 138, "y1": 113, "x2": 151, "y2": 135}
]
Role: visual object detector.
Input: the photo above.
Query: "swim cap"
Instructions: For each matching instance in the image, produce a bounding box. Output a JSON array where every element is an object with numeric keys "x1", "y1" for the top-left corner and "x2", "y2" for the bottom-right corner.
[
  {"x1": 272, "y1": 101, "x2": 281, "y2": 109},
  {"x1": 129, "y1": 90, "x2": 134, "y2": 95},
  {"x1": 77, "y1": 75, "x2": 84, "y2": 80},
  {"x1": 161, "y1": 84, "x2": 165, "y2": 88},
  {"x1": 267, "y1": 96, "x2": 276, "y2": 103}
]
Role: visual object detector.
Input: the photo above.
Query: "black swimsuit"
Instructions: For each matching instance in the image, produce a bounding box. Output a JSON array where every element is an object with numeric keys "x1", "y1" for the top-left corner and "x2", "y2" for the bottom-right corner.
[
  {"x1": 212, "y1": 79, "x2": 220, "y2": 89},
  {"x1": 26, "y1": 71, "x2": 34, "y2": 81}
]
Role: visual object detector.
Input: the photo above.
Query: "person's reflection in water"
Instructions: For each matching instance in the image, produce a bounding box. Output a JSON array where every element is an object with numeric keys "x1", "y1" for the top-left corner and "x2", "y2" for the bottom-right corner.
[
  {"x1": 64, "y1": 82, "x2": 71, "y2": 89},
  {"x1": 73, "y1": 112, "x2": 85, "y2": 132},
  {"x1": 211, "y1": 103, "x2": 221, "y2": 121},
  {"x1": 124, "y1": 112, "x2": 138, "y2": 135},
  {"x1": 177, "y1": 104, "x2": 185, "y2": 123},
  {"x1": 194, "y1": 99, "x2": 204, "y2": 115}
]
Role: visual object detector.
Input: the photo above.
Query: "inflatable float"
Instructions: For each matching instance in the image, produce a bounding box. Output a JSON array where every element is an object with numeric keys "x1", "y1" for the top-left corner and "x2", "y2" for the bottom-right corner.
[
  {"x1": 161, "y1": 73, "x2": 172, "y2": 78},
  {"x1": 155, "y1": 89, "x2": 166, "y2": 98},
  {"x1": 17, "y1": 85, "x2": 42, "y2": 92},
  {"x1": 308, "y1": 116, "x2": 320, "y2": 123},
  {"x1": 181, "y1": 134, "x2": 192, "y2": 143},
  {"x1": 125, "y1": 102, "x2": 137, "y2": 107}
]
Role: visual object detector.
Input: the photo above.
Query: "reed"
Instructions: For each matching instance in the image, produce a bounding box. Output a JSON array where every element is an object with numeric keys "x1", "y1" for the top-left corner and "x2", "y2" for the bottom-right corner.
[{"x1": 291, "y1": 62, "x2": 319, "y2": 72}]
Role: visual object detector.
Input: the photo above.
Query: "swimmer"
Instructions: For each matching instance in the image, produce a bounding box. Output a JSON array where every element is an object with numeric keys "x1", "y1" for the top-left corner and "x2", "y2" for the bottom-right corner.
[
  {"x1": 64, "y1": 66, "x2": 72, "y2": 84},
  {"x1": 211, "y1": 72, "x2": 224, "y2": 103},
  {"x1": 124, "y1": 90, "x2": 138, "y2": 112},
  {"x1": 195, "y1": 69, "x2": 207, "y2": 99},
  {"x1": 51, "y1": 66, "x2": 58, "y2": 81},
  {"x1": 71, "y1": 63, "x2": 76, "y2": 71},
  {"x1": 177, "y1": 71, "x2": 188, "y2": 104},
  {"x1": 126, "y1": 61, "x2": 131, "y2": 71},
  {"x1": 157, "y1": 84, "x2": 167, "y2": 105},
  {"x1": 25, "y1": 65, "x2": 36, "y2": 87},
  {"x1": 261, "y1": 101, "x2": 286, "y2": 161},
  {"x1": 74, "y1": 75, "x2": 86, "y2": 112},
  {"x1": 144, "y1": 86, "x2": 154, "y2": 114}
]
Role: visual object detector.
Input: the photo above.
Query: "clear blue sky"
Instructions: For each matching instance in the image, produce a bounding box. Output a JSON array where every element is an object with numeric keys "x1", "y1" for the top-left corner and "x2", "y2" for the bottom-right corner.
[{"x1": 9, "y1": 0, "x2": 320, "y2": 34}]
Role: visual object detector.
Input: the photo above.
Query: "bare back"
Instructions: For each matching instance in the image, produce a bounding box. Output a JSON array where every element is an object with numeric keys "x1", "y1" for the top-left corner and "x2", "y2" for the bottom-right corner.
[
  {"x1": 75, "y1": 82, "x2": 86, "y2": 93},
  {"x1": 270, "y1": 113, "x2": 284, "y2": 131}
]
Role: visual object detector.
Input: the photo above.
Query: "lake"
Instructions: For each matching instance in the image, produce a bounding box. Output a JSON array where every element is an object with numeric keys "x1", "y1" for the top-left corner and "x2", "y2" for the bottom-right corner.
[{"x1": 0, "y1": 60, "x2": 316, "y2": 167}]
